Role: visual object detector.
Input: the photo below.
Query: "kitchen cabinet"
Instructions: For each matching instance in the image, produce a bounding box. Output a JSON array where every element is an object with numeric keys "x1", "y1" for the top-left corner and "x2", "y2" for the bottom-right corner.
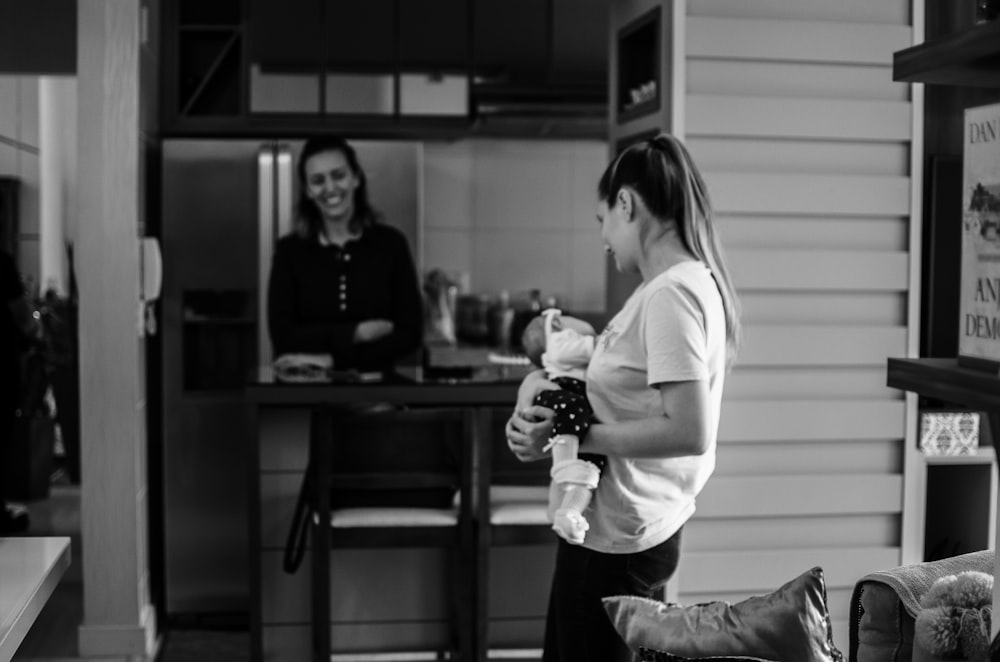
[
  {"x1": 0, "y1": 0, "x2": 76, "y2": 74},
  {"x1": 161, "y1": 0, "x2": 606, "y2": 137},
  {"x1": 473, "y1": 0, "x2": 548, "y2": 84},
  {"x1": 400, "y1": 0, "x2": 470, "y2": 71},
  {"x1": 169, "y1": 0, "x2": 242, "y2": 117},
  {"x1": 248, "y1": 0, "x2": 323, "y2": 72}
]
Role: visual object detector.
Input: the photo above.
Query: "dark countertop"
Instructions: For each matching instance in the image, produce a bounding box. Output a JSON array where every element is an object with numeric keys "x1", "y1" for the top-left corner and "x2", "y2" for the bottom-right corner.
[{"x1": 246, "y1": 365, "x2": 525, "y2": 406}]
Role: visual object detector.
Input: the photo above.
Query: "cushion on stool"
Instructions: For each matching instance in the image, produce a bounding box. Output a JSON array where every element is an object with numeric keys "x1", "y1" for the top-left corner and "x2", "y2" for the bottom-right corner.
[
  {"x1": 322, "y1": 507, "x2": 459, "y2": 528},
  {"x1": 489, "y1": 486, "x2": 550, "y2": 525}
]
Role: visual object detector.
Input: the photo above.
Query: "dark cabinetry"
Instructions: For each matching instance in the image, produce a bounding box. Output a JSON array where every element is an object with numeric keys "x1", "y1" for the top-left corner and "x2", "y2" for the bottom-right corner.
[
  {"x1": 400, "y1": 0, "x2": 469, "y2": 70},
  {"x1": 162, "y1": 0, "x2": 607, "y2": 136},
  {"x1": 172, "y1": 0, "x2": 242, "y2": 117}
]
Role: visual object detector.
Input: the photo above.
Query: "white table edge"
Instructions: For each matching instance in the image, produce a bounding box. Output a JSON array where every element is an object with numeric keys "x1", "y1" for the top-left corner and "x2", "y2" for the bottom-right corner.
[{"x1": 0, "y1": 537, "x2": 72, "y2": 662}]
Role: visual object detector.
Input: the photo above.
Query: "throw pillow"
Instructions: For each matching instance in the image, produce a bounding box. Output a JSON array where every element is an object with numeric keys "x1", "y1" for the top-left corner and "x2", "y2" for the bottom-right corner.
[
  {"x1": 639, "y1": 647, "x2": 777, "y2": 662},
  {"x1": 603, "y1": 566, "x2": 843, "y2": 662}
]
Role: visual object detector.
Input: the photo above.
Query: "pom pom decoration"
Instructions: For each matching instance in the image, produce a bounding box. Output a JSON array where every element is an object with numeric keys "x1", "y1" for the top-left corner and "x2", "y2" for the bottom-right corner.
[{"x1": 914, "y1": 571, "x2": 993, "y2": 660}]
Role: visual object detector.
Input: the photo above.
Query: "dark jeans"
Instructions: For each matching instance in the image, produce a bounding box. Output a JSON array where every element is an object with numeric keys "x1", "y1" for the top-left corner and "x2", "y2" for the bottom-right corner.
[{"x1": 543, "y1": 528, "x2": 683, "y2": 662}]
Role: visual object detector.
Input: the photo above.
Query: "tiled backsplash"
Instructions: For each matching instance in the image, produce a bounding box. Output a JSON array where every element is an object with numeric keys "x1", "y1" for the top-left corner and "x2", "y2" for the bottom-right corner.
[{"x1": 421, "y1": 139, "x2": 609, "y2": 313}]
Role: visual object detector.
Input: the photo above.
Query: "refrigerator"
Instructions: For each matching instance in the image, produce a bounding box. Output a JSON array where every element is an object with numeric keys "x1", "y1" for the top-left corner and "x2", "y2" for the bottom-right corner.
[{"x1": 159, "y1": 139, "x2": 421, "y2": 615}]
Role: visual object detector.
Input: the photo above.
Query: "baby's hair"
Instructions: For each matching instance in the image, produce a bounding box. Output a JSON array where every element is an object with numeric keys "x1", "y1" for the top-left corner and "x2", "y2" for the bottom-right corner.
[{"x1": 521, "y1": 315, "x2": 547, "y2": 368}]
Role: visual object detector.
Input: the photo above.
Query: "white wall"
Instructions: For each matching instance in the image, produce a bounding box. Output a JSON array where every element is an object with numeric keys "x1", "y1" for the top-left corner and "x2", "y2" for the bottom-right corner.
[
  {"x1": 421, "y1": 139, "x2": 609, "y2": 313},
  {"x1": 39, "y1": 76, "x2": 77, "y2": 296},
  {"x1": 0, "y1": 75, "x2": 40, "y2": 289}
]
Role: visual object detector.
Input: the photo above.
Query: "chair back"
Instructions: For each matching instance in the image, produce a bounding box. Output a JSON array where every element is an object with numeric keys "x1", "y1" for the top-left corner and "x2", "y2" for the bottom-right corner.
[
  {"x1": 484, "y1": 407, "x2": 550, "y2": 488},
  {"x1": 328, "y1": 407, "x2": 471, "y2": 510}
]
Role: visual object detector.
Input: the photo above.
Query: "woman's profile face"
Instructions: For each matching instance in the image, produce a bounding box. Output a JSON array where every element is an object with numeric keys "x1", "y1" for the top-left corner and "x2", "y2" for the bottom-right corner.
[
  {"x1": 303, "y1": 149, "x2": 359, "y2": 222},
  {"x1": 596, "y1": 197, "x2": 635, "y2": 273}
]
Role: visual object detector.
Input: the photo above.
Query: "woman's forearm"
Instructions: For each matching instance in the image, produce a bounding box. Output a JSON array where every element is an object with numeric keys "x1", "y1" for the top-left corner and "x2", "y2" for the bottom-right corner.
[{"x1": 581, "y1": 415, "x2": 709, "y2": 459}]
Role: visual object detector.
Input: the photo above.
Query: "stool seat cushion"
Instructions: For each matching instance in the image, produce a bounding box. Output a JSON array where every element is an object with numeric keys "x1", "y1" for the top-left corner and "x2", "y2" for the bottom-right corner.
[
  {"x1": 324, "y1": 507, "x2": 460, "y2": 528},
  {"x1": 489, "y1": 486, "x2": 551, "y2": 525}
]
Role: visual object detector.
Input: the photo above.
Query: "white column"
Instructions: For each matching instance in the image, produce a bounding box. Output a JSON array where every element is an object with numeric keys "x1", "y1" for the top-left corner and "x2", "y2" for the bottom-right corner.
[{"x1": 76, "y1": 0, "x2": 156, "y2": 657}]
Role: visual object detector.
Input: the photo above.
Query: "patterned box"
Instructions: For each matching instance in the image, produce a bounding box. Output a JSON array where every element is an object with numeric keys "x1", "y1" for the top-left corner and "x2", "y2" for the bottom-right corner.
[{"x1": 919, "y1": 411, "x2": 981, "y2": 456}]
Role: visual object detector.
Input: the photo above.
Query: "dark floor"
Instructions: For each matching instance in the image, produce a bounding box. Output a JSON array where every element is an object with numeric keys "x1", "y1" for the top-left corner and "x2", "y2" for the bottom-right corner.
[{"x1": 10, "y1": 476, "x2": 251, "y2": 662}]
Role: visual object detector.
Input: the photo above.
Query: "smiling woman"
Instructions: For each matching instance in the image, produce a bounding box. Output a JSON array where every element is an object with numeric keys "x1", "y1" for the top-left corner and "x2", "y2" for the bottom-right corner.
[{"x1": 266, "y1": 136, "x2": 424, "y2": 372}]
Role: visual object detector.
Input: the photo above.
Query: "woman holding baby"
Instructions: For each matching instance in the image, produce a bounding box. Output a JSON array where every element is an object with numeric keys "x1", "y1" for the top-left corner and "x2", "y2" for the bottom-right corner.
[{"x1": 505, "y1": 133, "x2": 742, "y2": 662}]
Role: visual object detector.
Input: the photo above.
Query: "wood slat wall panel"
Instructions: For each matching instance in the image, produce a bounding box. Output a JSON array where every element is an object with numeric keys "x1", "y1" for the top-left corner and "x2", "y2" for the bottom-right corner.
[
  {"x1": 687, "y1": 0, "x2": 910, "y2": 25},
  {"x1": 728, "y1": 250, "x2": 909, "y2": 291},
  {"x1": 687, "y1": 17, "x2": 911, "y2": 65},
  {"x1": 675, "y1": 1, "x2": 916, "y2": 645},
  {"x1": 710, "y1": 173, "x2": 911, "y2": 215},
  {"x1": 691, "y1": 138, "x2": 909, "y2": 177},
  {"x1": 724, "y1": 367, "x2": 899, "y2": 400},
  {"x1": 719, "y1": 401, "x2": 905, "y2": 442},
  {"x1": 740, "y1": 325, "x2": 906, "y2": 366},
  {"x1": 683, "y1": 515, "x2": 900, "y2": 551},
  {"x1": 720, "y1": 215, "x2": 905, "y2": 252},
  {"x1": 694, "y1": 475, "x2": 903, "y2": 518},
  {"x1": 713, "y1": 440, "x2": 900, "y2": 475},
  {"x1": 687, "y1": 60, "x2": 909, "y2": 102},
  {"x1": 739, "y1": 292, "x2": 907, "y2": 326},
  {"x1": 675, "y1": 547, "x2": 901, "y2": 594},
  {"x1": 688, "y1": 95, "x2": 911, "y2": 142}
]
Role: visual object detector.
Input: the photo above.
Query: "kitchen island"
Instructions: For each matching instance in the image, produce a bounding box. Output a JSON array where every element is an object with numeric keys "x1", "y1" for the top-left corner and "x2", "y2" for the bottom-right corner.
[{"x1": 246, "y1": 366, "x2": 542, "y2": 662}]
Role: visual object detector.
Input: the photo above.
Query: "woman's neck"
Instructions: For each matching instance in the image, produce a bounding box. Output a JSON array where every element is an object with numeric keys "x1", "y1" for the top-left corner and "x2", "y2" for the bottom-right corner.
[
  {"x1": 322, "y1": 216, "x2": 357, "y2": 246},
  {"x1": 638, "y1": 226, "x2": 696, "y2": 282}
]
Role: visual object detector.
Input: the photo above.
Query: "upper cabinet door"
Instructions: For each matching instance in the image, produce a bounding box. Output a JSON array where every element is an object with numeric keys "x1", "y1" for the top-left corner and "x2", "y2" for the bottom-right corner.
[
  {"x1": 325, "y1": 0, "x2": 396, "y2": 71},
  {"x1": 473, "y1": 0, "x2": 548, "y2": 84},
  {"x1": 247, "y1": 0, "x2": 323, "y2": 71},
  {"x1": 399, "y1": 0, "x2": 470, "y2": 71},
  {"x1": 551, "y1": 0, "x2": 608, "y2": 84}
]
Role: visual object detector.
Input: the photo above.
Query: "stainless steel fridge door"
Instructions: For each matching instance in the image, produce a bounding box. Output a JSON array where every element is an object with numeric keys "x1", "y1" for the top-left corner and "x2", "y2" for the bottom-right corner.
[
  {"x1": 161, "y1": 139, "x2": 270, "y2": 614},
  {"x1": 256, "y1": 144, "x2": 295, "y2": 370}
]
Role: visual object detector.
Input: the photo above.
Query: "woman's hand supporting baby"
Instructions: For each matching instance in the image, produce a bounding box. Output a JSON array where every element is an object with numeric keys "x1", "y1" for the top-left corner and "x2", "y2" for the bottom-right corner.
[{"x1": 506, "y1": 369, "x2": 559, "y2": 462}]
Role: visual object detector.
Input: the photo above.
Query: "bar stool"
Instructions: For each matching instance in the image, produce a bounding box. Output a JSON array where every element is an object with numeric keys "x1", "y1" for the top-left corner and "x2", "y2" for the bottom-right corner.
[
  {"x1": 474, "y1": 407, "x2": 556, "y2": 661},
  {"x1": 307, "y1": 406, "x2": 476, "y2": 662}
]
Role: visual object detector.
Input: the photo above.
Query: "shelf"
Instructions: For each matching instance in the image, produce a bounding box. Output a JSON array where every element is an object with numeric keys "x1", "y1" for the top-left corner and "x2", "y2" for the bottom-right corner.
[
  {"x1": 893, "y1": 20, "x2": 1000, "y2": 88},
  {"x1": 615, "y1": 6, "x2": 661, "y2": 125},
  {"x1": 925, "y1": 446, "x2": 996, "y2": 465},
  {"x1": 887, "y1": 357, "x2": 1000, "y2": 412}
]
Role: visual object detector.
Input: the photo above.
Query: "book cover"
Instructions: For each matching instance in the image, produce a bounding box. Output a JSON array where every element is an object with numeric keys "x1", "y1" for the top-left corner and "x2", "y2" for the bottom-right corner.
[{"x1": 959, "y1": 101, "x2": 1000, "y2": 367}]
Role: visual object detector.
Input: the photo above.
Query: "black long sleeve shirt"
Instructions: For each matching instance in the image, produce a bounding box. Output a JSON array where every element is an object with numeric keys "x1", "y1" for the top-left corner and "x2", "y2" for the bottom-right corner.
[
  {"x1": 1, "y1": 250, "x2": 25, "y2": 370},
  {"x1": 266, "y1": 224, "x2": 423, "y2": 371}
]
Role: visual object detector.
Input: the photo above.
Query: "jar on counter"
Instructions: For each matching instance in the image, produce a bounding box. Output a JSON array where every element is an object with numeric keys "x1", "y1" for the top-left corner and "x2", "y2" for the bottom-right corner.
[{"x1": 488, "y1": 290, "x2": 515, "y2": 349}]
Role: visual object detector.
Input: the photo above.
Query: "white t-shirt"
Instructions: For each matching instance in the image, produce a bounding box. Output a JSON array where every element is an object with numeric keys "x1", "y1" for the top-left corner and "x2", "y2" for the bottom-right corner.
[{"x1": 583, "y1": 261, "x2": 727, "y2": 554}]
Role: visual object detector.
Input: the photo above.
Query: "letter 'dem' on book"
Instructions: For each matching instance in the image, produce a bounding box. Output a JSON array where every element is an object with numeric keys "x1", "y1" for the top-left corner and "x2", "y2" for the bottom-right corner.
[{"x1": 958, "y1": 101, "x2": 1000, "y2": 373}]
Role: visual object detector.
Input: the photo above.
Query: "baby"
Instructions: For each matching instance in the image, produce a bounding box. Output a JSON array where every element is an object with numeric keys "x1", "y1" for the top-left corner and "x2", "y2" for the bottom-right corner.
[{"x1": 520, "y1": 309, "x2": 603, "y2": 545}]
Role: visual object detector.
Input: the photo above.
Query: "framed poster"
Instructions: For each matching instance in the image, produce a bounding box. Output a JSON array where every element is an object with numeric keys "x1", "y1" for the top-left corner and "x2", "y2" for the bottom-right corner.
[{"x1": 959, "y1": 102, "x2": 1000, "y2": 372}]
